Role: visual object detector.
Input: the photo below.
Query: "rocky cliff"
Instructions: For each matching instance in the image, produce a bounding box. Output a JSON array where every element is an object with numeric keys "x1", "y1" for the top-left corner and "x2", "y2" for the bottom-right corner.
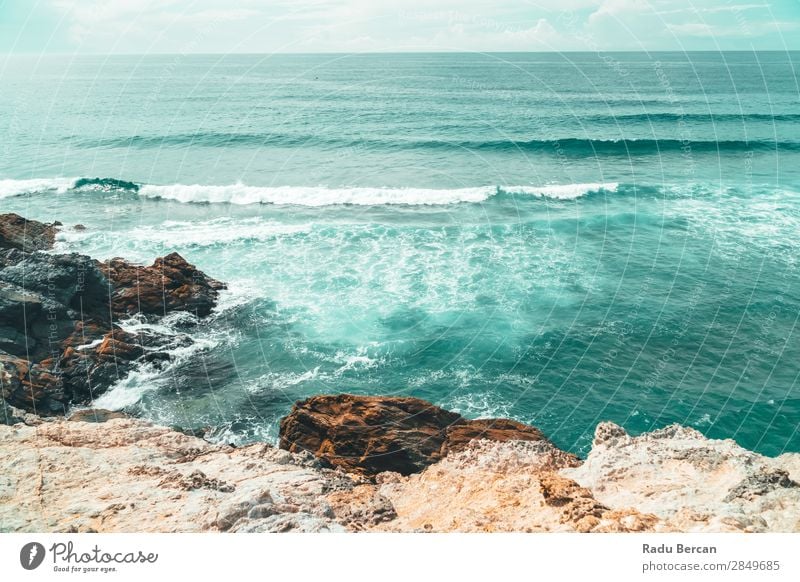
[{"x1": 1, "y1": 395, "x2": 798, "y2": 533}]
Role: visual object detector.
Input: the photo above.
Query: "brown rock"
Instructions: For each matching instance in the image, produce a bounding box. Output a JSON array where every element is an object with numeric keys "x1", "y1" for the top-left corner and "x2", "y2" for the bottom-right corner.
[
  {"x1": 279, "y1": 394, "x2": 551, "y2": 476},
  {"x1": 0, "y1": 352, "x2": 66, "y2": 413},
  {"x1": 57, "y1": 327, "x2": 148, "y2": 405},
  {"x1": 102, "y1": 252, "x2": 226, "y2": 318},
  {"x1": 0, "y1": 213, "x2": 58, "y2": 251}
]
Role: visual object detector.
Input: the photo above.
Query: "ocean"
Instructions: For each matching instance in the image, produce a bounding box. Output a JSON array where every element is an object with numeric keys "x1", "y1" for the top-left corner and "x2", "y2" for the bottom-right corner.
[{"x1": 1, "y1": 51, "x2": 798, "y2": 456}]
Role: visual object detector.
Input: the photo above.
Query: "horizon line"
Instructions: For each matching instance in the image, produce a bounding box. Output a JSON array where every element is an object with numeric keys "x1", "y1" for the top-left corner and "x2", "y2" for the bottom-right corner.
[{"x1": 3, "y1": 49, "x2": 800, "y2": 57}]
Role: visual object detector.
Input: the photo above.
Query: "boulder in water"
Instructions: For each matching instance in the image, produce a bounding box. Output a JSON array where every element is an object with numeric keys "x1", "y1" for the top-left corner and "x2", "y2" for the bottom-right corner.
[
  {"x1": 0, "y1": 213, "x2": 59, "y2": 252},
  {"x1": 103, "y1": 252, "x2": 226, "y2": 318},
  {"x1": 279, "y1": 394, "x2": 555, "y2": 476}
]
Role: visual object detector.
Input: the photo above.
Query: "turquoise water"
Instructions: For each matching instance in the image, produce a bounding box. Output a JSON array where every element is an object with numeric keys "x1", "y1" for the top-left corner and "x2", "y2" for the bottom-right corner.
[{"x1": 1, "y1": 52, "x2": 799, "y2": 456}]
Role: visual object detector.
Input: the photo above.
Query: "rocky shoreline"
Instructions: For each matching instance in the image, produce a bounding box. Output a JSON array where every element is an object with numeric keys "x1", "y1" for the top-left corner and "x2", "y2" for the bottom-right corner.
[
  {"x1": 1, "y1": 214, "x2": 798, "y2": 532},
  {"x1": 1, "y1": 213, "x2": 224, "y2": 418},
  {"x1": 1, "y1": 395, "x2": 798, "y2": 532}
]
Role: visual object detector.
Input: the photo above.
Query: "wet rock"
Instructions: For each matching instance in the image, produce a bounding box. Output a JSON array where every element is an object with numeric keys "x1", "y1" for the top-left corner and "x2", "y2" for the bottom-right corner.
[
  {"x1": 0, "y1": 280, "x2": 72, "y2": 359},
  {"x1": 279, "y1": 394, "x2": 552, "y2": 476},
  {"x1": 1, "y1": 398, "x2": 26, "y2": 425},
  {"x1": 103, "y1": 252, "x2": 226, "y2": 318},
  {"x1": 0, "y1": 217, "x2": 225, "y2": 417},
  {"x1": 0, "y1": 252, "x2": 110, "y2": 320},
  {"x1": 0, "y1": 248, "x2": 25, "y2": 269},
  {"x1": 0, "y1": 351, "x2": 66, "y2": 414},
  {"x1": 58, "y1": 327, "x2": 148, "y2": 405},
  {"x1": 0, "y1": 213, "x2": 58, "y2": 252}
]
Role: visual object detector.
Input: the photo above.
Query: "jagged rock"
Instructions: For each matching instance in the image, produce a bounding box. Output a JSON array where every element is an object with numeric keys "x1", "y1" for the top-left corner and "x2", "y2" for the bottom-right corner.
[
  {"x1": 724, "y1": 470, "x2": 799, "y2": 502},
  {"x1": 102, "y1": 252, "x2": 226, "y2": 318},
  {"x1": 0, "y1": 248, "x2": 25, "y2": 269},
  {"x1": 326, "y1": 484, "x2": 397, "y2": 530},
  {"x1": 58, "y1": 327, "x2": 148, "y2": 404},
  {"x1": 0, "y1": 218, "x2": 225, "y2": 417},
  {"x1": 0, "y1": 351, "x2": 66, "y2": 413},
  {"x1": 0, "y1": 213, "x2": 58, "y2": 252},
  {"x1": 1, "y1": 413, "x2": 798, "y2": 532},
  {"x1": 279, "y1": 394, "x2": 555, "y2": 476},
  {"x1": 0, "y1": 280, "x2": 73, "y2": 359},
  {"x1": 0, "y1": 252, "x2": 109, "y2": 318},
  {"x1": 445, "y1": 418, "x2": 546, "y2": 455},
  {"x1": 372, "y1": 439, "x2": 656, "y2": 532},
  {"x1": 1, "y1": 398, "x2": 26, "y2": 425},
  {"x1": 563, "y1": 422, "x2": 800, "y2": 532}
]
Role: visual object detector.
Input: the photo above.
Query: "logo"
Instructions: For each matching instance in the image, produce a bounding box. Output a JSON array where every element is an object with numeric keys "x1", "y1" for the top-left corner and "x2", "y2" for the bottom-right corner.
[{"x1": 20, "y1": 542, "x2": 46, "y2": 570}]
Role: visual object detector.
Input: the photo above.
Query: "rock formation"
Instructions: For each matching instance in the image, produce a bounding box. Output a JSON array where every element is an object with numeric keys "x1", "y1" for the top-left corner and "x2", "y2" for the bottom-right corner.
[
  {"x1": 279, "y1": 394, "x2": 553, "y2": 475},
  {"x1": 563, "y1": 422, "x2": 800, "y2": 532},
  {"x1": 0, "y1": 214, "x2": 224, "y2": 417},
  {"x1": 2, "y1": 409, "x2": 797, "y2": 533},
  {"x1": 0, "y1": 213, "x2": 59, "y2": 252},
  {"x1": 0, "y1": 417, "x2": 355, "y2": 532},
  {"x1": 102, "y1": 252, "x2": 225, "y2": 318}
]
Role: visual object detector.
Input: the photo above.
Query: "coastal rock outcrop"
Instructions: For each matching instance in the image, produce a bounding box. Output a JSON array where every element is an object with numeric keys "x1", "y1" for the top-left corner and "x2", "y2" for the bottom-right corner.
[
  {"x1": 279, "y1": 394, "x2": 552, "y2": 476},
  {"x1": 369, "y1": 439, "x2": 657, "y2": 532},
  {"x1": 3, "y1": 410, "x2": 796, "y2": 532},
  {"x1": 0, "y1": 418, "x2": 350, "y2": 532},
  {"x1": 563, "y1": 422, "x2": 800, "y2": 532},
  {"x1": 103, "y1": 252, "x2": 225, "y2": 318},
  {"x1": 365, "y1": 421, "x2": 800, "y2": 532},
  {"x1": 0, "y1": 214, "x2": 225, "y2": 416},
  {"x1": 0, "y1": 213, "x2": 58, "y2": 252}
]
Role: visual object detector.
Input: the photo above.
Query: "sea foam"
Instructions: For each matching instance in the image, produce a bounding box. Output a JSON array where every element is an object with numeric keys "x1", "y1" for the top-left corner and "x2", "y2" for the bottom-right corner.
[
  {"x1": 138, "y1": 183, "x2": 495, "y2": 206},
  {"x1": 138, "y1": 182, "x2": 615, "y2": 206},
  {"x1": 0, "y1": 177, "x2": 74, "y2": 198},
  {"x1": 1, "y1": 176, "x2": 617, "y2": 205}
]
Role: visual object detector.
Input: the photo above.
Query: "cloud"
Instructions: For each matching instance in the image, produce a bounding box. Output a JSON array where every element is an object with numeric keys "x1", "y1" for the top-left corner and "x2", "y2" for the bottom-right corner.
[
  {"x1": 668, "y1": 19, "x2": 800, "y2": 37},
  {"x1": 11, "y1": 0, "x2": 800, "y2": 53}
]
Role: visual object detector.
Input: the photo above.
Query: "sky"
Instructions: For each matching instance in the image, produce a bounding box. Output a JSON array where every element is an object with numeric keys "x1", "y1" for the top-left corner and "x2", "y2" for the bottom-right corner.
[{"x1": 1, "y1": 0, "x2": 799, "y2": 54}]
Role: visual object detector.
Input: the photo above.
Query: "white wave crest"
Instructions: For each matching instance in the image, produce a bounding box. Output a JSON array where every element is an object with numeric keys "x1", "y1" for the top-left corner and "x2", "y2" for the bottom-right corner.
[
  {"x1": 138, "y1": 183, "x2": 496, "y2": 206},
  {"x1": 502, "y1": 182, "x2": 619, "y2": 200},
  {"x1": 0, "y1": 177, "x2": 75, "y2": 198},
  {"x1": 1, "y1": 177, "x2": 620, "y2": 205}
]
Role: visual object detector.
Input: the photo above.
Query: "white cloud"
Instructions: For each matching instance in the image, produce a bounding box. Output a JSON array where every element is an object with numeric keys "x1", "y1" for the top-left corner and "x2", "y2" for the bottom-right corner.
[
  {"x1": 668, "y1": 19, "x2": 800, "y2": 37},
  {"x1": 36, "y1": 0, "x2": 800, "y2": 53}
]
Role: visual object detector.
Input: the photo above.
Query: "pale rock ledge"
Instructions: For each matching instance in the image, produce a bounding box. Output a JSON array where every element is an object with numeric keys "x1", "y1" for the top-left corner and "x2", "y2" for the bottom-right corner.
[{"x1": 1, "y1": 417, "x2": 798, "y2": 533}]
